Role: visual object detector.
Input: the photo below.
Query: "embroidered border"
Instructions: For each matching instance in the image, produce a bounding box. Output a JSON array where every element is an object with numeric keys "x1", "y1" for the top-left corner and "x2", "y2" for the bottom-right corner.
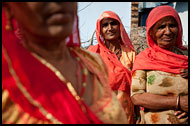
[{"x1": 2, "y1": 45, "x2": 62, "y2": 124}]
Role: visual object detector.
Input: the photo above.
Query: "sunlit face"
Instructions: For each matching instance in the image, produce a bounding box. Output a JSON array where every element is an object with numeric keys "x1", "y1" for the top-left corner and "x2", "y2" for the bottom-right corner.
[
  {"x1": 6, "y1": 2, "x2": 77, "y2": 40},
  {"x1": 101, "y1": 18, "x2": 120, "y2": 41},
  {"x1": 150, "y1": 16, "x2": 179, "y2": 50}
]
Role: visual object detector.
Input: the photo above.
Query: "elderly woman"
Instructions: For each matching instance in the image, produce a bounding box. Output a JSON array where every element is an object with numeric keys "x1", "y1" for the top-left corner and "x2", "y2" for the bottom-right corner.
[
  {"x1": 2, "y1": 2, "x2": 128, "y2": 124},
  {"x1": 130, "y1": 5, "x2": 188, "y2": 124},
  {"x1": 88, "y1": 11, "x2": 137, "y2": 123}
]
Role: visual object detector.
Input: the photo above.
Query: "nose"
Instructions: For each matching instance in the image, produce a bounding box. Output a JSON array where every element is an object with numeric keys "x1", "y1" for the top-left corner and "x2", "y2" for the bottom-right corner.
[
  {"x1": 107, "y1": 23, "x2": 112, "y2": 30},
  {"x1": 164, "y1": 26, "x2": 172, "y2": 35}
]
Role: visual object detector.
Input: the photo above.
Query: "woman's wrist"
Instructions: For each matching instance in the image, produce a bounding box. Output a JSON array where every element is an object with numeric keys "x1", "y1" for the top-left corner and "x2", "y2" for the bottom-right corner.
[{"x1": 176, "y1": 95, "x2": 180, "y2": 110}]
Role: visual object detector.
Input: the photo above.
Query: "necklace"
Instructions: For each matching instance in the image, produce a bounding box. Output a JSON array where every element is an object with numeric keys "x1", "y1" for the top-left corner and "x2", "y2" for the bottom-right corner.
[
  {"x1": 31, "y1": 47, "x2": 93, "y2": 122},
  {"x1": 115, "y1": 48, "x2": 122, "y2": 60}
]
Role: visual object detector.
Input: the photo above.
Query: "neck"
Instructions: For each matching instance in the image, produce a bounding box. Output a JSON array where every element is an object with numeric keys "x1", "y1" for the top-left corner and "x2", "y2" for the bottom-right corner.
[
  {"x1": 105, "y1": 39, "x2": 121, "y2": 52},
  {"x1": 168, "y1": 46, "x2": 176, "y2": 53},
  {"x1": 161, "y1": 45, "x2": 175, "y2": 53},
  {"x1": 20, "y1": 30, "x2": 71, "y2": 62}
]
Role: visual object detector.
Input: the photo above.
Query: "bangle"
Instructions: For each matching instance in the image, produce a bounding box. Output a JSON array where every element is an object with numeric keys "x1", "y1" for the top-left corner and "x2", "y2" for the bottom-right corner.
[{"x1": 176, "y1": 95, "x2": 180, "y2": 110}]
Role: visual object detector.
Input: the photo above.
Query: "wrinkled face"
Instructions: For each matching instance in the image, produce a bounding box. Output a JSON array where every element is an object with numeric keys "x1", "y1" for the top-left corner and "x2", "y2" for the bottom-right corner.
[
  {"x1": 6, "y1": 2, "x2": 77, "y2": 40},
  {"x1": 101, "y1": 18, "x2": 120, "y2": 41},
  {"x1": 150, "y1": 16, "x2": 179, "y2": 50}
]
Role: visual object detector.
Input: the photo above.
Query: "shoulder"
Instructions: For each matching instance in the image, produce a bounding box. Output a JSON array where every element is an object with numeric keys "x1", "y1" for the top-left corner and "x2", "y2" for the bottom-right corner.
[
  {"x1": 121, "y1": 45, "x2": 136, "y2": 55},
  {"x1": 88, "y1": 44, "x2": 99, "y2": 52},
  {"x1": 71, "y1": 47, "x2": 108, "y2": 75}
]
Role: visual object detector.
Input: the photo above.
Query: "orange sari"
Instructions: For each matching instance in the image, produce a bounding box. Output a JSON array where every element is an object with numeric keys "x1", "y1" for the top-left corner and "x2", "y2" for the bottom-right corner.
[{"x1": 88, "y1": 11, "x2": 136, "y2": 123}]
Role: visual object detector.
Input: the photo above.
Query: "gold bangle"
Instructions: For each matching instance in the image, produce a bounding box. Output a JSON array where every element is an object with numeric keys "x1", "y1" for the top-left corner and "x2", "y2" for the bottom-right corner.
[{"x1": 176, "y1": 95, "x2": 180, "y2": 110}]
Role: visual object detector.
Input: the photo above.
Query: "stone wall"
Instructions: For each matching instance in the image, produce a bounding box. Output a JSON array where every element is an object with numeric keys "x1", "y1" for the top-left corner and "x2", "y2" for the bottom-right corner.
[
  {"x1": 130, "y1": 26, "x2": 148, "y2": 54},
  {"x1": 131, "y1": 2, "x2": 148, "y2": 54}
]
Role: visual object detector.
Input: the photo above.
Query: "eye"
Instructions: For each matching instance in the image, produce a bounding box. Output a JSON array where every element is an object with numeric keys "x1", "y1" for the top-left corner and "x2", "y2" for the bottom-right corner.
[
  {"x1": 102, "y1": 23, "x2": 108, "y2": 27},
  {"x1": 158, "y1": 24, "x2": 166, "y2": 29},
  {"x1": 169, "y1": 24, "x2": 177, "y2": 28},
  {"x1": 110, "y1": 21, "x2": 119, "y2": 26}
]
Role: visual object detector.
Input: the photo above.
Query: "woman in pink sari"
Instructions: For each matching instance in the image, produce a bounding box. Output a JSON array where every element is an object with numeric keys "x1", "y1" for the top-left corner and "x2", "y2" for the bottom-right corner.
[{"x1": 2, "y1": 2, "x2": 127, "y2": 124}]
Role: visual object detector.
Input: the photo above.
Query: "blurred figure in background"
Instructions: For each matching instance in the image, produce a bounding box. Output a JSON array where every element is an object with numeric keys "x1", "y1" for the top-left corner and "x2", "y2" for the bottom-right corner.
[{"x1": 2, "y1": 2, "x2": 127, "y2": 124}]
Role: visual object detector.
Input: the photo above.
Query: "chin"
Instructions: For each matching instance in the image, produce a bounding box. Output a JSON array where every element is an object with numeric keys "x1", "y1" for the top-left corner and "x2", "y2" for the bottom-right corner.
[
  {"x1": 48, "y1": 26, "x2": 73, "y2": 39},
  {"x1": 106, "y1": 37, "x2": 118, "y2": 41}
]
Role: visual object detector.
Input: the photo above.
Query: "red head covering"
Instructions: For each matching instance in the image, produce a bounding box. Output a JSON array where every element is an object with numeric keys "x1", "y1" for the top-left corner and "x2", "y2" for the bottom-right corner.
[
  {"x1": 96, "y1": 11, "x2": 135, "y2": 51},
  {"x1": 2, "y1": 8, "x2": 102, "y2": 124},
  {"x1": 88, "y1": 11, "x2": 135, "y2": 93},
  {"x1": 132, "y1": 5, "x2": 188, "y2": 75}
]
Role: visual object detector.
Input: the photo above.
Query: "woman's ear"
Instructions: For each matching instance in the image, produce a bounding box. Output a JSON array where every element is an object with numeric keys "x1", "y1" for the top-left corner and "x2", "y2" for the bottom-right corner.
[{"x1": 3, "y1": 3, "x2": 14, "y2": 31}]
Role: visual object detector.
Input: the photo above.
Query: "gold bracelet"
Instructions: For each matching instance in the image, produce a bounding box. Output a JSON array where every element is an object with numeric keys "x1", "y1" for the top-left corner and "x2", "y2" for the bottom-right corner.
[{"x1": 176, "y1": 95, "x2": 180, "y2": 110}]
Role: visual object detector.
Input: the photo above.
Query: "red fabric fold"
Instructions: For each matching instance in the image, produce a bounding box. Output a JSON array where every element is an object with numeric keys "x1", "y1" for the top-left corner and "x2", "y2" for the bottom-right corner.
[
  {"x1": 132, "y1": 5, "x2": 188, "y2": 75},
  {"x1": 2, "y1": 10, "x2": 102, "y2": 124}
]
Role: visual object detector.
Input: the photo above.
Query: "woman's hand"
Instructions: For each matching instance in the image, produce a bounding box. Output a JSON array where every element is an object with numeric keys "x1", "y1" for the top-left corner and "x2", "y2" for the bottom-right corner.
[
  {"x1": 174, "y1": 110, "x2": 188, "y2": 123},
  {"x1": 175, "y1": 111, "x2": 188, "y2": 119},
  {"x1": 180, "y1": 69, "x2": 188, "y2": 78},
  {"x1": 179, "y1": 95, "x2": 188, "y2": 112}
]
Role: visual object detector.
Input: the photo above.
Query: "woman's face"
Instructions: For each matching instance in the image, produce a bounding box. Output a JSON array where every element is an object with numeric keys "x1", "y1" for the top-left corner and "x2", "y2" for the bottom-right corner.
[
  {"x1": 6, "y1": 2, "x2": 77, "y2": 40},
  {"x1": 101, "y1": 18, "x2": 120, "y2": 41},
  {"x1": 150, "y1": 16, "x2": 178, "y2": 50}
]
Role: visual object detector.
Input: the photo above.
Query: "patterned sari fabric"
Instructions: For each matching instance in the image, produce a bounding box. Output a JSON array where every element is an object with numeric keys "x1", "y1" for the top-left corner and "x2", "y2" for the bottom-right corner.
[
  {"x1": 88, "y1": 11, "x2": 136, "y2": 123},
  {"x1": 2, "y1": 9, "x2": 127, "y2": 124},
  {"x1": 131, "y1": 6, "x2": 188, "y2": 124}
]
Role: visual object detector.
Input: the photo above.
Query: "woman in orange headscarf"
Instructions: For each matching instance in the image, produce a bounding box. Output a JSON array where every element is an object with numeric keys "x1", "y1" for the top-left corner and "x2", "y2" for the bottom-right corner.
[
  {"x1": 2, "y1": 2, "x2": 128, "y2": 124},
  {"x1": 130, "y1": 5, "x2": 188, "y2": 124},
  {"x1": 88, "y1": 11, "x2": 136, "y2": 123}
]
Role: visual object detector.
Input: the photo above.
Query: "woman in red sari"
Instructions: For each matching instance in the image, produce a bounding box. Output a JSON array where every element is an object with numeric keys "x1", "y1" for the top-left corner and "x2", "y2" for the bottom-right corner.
[
  {"x1": 88, "y1": 11, "x2": 136, "y2": 123},
  {"x1": 2, "y1": 2, "x2": 127, "y2": 124},
  {"x1": 130, "y1": 5, "x2": 188, "y2": 124}
]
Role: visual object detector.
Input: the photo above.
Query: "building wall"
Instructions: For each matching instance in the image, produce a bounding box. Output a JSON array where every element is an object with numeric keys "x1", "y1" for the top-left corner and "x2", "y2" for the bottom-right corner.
[
  {"x1": 171, "y1": 2, "x2": 188, "y2": 46},
  {"x1": 131, "y1": 2, "x2": 148, "y2": 54}
]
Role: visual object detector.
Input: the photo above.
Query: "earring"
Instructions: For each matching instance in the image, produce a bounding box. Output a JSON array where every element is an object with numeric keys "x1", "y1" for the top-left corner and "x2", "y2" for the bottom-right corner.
[{"x1": 5, "y1": 18, "x2": 13, "y2": 31}]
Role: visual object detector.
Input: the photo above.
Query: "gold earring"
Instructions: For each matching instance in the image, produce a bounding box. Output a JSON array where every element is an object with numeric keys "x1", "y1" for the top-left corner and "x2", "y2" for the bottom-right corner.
[{"x1": 5, "y1": 18, "x2": 13, "y2": 31}]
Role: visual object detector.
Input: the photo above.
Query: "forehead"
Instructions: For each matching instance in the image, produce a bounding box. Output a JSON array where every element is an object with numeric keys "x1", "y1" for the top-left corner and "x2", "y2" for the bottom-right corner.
[
  {"x1": 101, "y1": 18, "x2": 118, "y2": 23},
  {"x1": 155, "y1": 16, "x2": 177, "y2": 25}
]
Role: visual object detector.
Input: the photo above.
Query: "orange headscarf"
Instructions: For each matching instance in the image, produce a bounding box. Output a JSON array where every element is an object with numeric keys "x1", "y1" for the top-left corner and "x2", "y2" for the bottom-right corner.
[
  {"x1": 88, "y1": 11, "x2": 135, "y2": 93},
  {"x1": 132, "y1": 5, "x2": 188, "y2": 75}
]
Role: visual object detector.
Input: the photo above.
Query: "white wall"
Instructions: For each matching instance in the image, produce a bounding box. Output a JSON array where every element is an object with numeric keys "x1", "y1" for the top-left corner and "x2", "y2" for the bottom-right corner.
[{"x1": 173, "y1": 2, "x2": 188, "y2": 46}]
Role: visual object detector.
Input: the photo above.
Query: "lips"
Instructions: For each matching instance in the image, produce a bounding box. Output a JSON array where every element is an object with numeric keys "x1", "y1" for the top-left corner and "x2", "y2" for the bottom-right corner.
[
  {"x1": 107, "y1": 32, "x2": 116, "y2": 36},
  {"x1": 162, "y1": 37, "x2": 174, "y2": 42},
  {"x1": 45, "y1": 10, "x2": 73, "y2": 25}
]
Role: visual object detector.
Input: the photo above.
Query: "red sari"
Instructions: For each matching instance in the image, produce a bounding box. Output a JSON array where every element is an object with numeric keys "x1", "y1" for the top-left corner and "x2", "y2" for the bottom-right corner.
[{"x1": 2, "y1": 10, "x2": 102, "y2": 124}]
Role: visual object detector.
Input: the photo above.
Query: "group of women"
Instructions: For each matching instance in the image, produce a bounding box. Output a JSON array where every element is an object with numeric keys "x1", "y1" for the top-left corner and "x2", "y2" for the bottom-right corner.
[{"x1": 2, "y1": 2, "x2": 188, "y2": 124}]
